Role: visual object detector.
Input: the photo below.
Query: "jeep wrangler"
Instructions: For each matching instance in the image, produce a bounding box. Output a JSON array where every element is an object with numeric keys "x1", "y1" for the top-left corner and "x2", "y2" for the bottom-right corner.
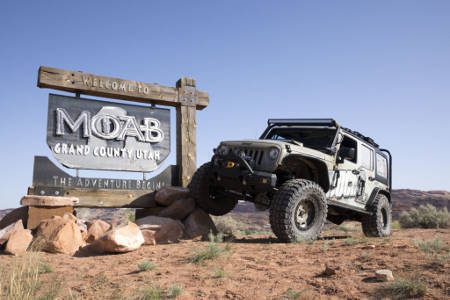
[{"x1": 189, "y1": 119, "x2": 392, "y2": 242}]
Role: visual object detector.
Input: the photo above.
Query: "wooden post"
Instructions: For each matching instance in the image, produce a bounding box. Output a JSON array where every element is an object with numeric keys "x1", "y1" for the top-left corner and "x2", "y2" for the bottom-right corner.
[{"x1": 176, "y1": 78, "x2": 197, "y2": 187}]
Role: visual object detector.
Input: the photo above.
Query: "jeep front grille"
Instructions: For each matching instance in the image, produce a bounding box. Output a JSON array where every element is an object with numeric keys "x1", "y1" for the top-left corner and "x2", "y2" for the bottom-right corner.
[{"x1": 230, "y1": 147, "x2": 265, "y2": 166}]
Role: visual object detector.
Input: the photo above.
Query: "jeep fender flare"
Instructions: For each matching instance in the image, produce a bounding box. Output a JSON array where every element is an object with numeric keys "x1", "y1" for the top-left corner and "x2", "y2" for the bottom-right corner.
[
  {"x1": 366, "y1": 187, "x2": 391, "y2": 209},
  {"x1": 281, "y1": 155, "x2": 330, "y2": 192}
]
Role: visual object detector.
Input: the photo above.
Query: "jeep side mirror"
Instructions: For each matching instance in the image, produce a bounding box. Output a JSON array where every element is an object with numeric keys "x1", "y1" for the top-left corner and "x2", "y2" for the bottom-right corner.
[{"x1": 337, "y1": 147, "x2": 356, "y2": 163}]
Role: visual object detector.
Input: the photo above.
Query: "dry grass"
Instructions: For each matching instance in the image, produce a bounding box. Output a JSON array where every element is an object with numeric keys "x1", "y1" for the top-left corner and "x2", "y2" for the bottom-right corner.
[{"x1": 1, "y1": 252, "x2": 43, "y2": 300}]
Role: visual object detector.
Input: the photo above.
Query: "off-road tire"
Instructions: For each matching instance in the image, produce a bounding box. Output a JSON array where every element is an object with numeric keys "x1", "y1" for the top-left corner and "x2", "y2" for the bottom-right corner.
[
  {"x1": 361, "y1": 193, "x2": 392, "y2": 237},
  {"x1": 270, "y1": 179, "x2": 328, "y2": 242},
  {"x1": 189, "y1": 162, "x2": 238, "y2": 216}
]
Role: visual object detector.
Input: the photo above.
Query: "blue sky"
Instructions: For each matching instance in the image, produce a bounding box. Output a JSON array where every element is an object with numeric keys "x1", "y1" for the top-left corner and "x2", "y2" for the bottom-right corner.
[{"x1": 0, "y1": 1, "x2": 449, "y2": 208}]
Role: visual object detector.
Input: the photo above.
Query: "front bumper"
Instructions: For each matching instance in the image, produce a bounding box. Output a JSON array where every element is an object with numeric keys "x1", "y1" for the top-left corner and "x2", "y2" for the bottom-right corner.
[{"x1": 210, "y1": 154, "x2": 277, "y2": 194}]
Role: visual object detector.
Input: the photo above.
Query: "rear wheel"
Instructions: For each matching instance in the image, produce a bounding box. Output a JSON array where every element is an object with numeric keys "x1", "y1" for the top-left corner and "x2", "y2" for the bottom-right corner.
[
  {"x1": 189, "y1": 163, "x2": 238, "y2": 216},
  {"x1": 270, "y1": 179, "x2": 327, "y2": 242},
  {"x1": 361, "y1": 193, "x2": 392, "y2": 237}
]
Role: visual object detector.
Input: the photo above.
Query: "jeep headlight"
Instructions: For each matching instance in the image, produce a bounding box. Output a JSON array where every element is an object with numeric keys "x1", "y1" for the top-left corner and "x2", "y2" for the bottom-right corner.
[
  {"x1": 269, "y1": 148, "x2": 280, "y2": 160},
  {"x1": 217, "y1": 145, "x2": 230, "y2": 156}
]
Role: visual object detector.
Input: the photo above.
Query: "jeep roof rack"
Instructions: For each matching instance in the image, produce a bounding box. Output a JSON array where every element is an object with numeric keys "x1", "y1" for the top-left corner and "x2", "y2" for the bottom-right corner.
[
  {"x1": 341, "y1": 127, "x2": 379, "y2": 148},
  {"x1": 267, "y1": 118, "x2": 338, "y2": 127}
]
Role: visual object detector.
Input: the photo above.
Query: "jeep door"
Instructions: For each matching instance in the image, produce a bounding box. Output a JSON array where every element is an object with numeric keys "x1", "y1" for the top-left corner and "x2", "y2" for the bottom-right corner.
[
  {"x1": 357, "y1": 142, "x2": 376, "y2": 204},
  {"x1": 327, "y1": 134, "x2": 363, "y2": 208}
]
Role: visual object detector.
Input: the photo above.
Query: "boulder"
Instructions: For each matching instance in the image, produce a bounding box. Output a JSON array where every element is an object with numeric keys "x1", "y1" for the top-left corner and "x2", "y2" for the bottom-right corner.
[
  {"x1": 375, "y1": 269, "x2": 394, "y2": 282},
  {"x1": 36, "y1": 216, "x2": 84, "y2": 255},
  {"x1": 135, "y1": 207, "x2": 165, "y2": 220},
  {"x1": 0, "y1": 219, "x2": 24, "y2": 245},
  {"x1": 86, "y1": 220, "x2": 111, "y2": 243},
  {"x1": 0, "y1": 206, "x2": 28, "y2": 230},
  {"x1": 90, "y1": 222, "x2": 144, "y2": 253},
  {"x1": 155, "y1": 187, "x2": 190, "y2": 206},
  {"x1": 158, "y1": 198, "x2": 196, "y2": 220},
  {"x1": 135, "y1": 216, "x2": 174, "y2": 231},
  {"x1": 183, "y1": 209, "x2": 217, "y2": 239},
  {"x1": 4, "y1": 229, "x2": 33, "y2": 255},
  {"x1": 141, "y1": 230, "x2": 157, "y2": 245},
  {"x1": 154, "y1": 220, "x2": 185, "y2": 244}
]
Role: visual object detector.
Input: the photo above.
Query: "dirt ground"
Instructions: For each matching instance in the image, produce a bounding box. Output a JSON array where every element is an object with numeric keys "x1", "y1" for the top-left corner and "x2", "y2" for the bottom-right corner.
[{"x1": 1, "y1": 224, "x2": 449, "y2": 300}]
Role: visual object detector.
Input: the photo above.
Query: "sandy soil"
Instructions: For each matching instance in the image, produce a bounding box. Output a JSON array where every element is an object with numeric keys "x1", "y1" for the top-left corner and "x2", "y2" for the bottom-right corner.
[{"x1": 1, "y1": 226, "x2": 448, "y2": 299}]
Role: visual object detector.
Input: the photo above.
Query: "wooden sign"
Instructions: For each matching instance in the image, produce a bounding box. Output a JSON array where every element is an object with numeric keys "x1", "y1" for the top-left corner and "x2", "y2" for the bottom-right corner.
[
  {"x1": 37, "y1": 66, "x2": 209, "y2": 187},
  {"x1": 38, "y1": 66, "x2": 209, "y2": 110},
  {"x1": 47, "y1": 94, "x2": 170, "y2": 172}
]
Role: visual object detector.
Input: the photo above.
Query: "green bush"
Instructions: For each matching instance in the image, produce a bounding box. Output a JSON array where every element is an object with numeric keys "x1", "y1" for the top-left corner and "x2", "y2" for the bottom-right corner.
[
  {"x1": 189, "y1": 234, "x2": 229, "y2": 264},
  {"x1": 167, "y1": 284, "x2": 183, "y2": 298},
  {"x1": 138, "y1": 261, "x2": 157, "y2": 272},
  {"x1": 378, "y1": 277, "x2": 426, "y2": 299},
  {"x1": 399, "y1": 204, "x2": 449, "y2": 229}
]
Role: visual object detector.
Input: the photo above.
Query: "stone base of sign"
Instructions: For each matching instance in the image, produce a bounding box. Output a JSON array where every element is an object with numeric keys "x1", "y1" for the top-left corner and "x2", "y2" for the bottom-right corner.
[
  {"x1": 21, "y1": 195, "x2": 79, "y2": 207},
  {"x1": 27, "y1": 206, "x2": 74, "y2": 230}
]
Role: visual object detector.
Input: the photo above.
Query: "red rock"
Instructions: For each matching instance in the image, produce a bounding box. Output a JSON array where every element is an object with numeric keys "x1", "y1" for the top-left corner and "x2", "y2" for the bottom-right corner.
[
  {"x1": 0, "y1": 219, "x2": 24, "y2": 245},
  {"x1": 135, "y1": 216, "x2": 174, "y2": 231},
  {"x1": 90, "y1": 222, "x2": 144, "y2": 253},
  {"x1": 154, "y1": 220, "x2": 184, "y2": 244},
  {"x1": 158, "y1": 197, "x2": 196, "y2": 220},
  {"x1": 35, "y1": 216, "x2": 83, "y2": 255},
  {"x1": 155, "y1": 187, "x2": 190, "y2": 206},
  {"x1": 183, "y1": 209, "x2": 217, "y2": 239},
  {"x1": 86, "y1": 220, "x2": 111, "y2": 243},
  {"x1": 5, "y1": 229, "x2": 33, "y2": 255},
  {"x1": 135, "y1": 207, "x2": 165, "y2": 220}
]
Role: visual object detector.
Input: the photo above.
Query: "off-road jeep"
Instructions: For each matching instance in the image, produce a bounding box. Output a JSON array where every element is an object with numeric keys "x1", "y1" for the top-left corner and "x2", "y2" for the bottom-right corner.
[{"x1": 190, "y1": 119, "x2": 392, "y2": 242}]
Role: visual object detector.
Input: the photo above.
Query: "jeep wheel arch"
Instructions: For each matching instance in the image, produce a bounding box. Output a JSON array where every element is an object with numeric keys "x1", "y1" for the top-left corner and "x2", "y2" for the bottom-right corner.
[
  {"x1": 281, "y1": 155, "x2": 330, "y2": 192},
  {"x1": 366, "y1": 188, "x2": 391, "y2": 209}
]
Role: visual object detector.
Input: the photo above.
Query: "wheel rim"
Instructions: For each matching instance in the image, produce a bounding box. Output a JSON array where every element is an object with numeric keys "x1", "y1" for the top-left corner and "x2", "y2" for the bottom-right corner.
[{"x1": 295, "y1": 199, "x2": 316, "y2": 230}]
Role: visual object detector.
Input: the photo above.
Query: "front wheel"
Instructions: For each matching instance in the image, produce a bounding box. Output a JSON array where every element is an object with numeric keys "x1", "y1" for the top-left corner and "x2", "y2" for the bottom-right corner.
[
  {"x1": 189, "y1": 163, "x2": 238, "y2": 216},
  {"x1": 361, "y1": 193, "x2": 392, "y2": 237},
  {"x1": 270, "y1": 179, "x2": 328, "y2": 242}
]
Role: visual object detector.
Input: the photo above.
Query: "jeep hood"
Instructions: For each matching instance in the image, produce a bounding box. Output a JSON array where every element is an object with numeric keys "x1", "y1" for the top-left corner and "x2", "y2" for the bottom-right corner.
[{"x1": 220, "y1": 139, "x2": 334, "y2": 163}]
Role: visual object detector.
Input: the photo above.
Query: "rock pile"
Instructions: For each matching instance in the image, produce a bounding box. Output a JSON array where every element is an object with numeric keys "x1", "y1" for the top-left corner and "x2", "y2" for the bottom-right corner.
[{"x1": 0, "y1": 187, "x2": 217, "y2": 256}]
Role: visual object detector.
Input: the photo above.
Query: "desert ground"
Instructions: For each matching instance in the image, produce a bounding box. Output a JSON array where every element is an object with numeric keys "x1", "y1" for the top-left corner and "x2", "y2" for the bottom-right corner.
[{"x1": 1, "y1": 221, "x2": 448, "y2": 299}]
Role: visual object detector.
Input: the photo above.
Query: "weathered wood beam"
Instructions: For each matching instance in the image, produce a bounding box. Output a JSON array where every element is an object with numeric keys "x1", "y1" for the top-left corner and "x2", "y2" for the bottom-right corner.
[
  {"x1": 37, "y1": 66, "x2": 209, "y2": 110},
  {"x1": 176, "y1": 78, "x2": 197, "y2": 187}
]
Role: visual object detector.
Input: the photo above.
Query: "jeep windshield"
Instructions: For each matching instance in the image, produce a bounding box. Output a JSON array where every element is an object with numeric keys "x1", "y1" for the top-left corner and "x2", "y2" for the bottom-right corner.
[{"x1": 262, "y1": 127, "x2": 337, "y2": 152}]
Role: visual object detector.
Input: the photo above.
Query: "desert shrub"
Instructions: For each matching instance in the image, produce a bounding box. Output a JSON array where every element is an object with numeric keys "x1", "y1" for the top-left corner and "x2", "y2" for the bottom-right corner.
[
  {"x1": 399, "y1": 204, "x2": 449, "y2": 229},
  {"x1": 138, "y1": 261, "x2": 157, "y2": 272},
  {"x1": 189, "y1": 234, "x2": 229, "y2": 264},
  {"x1": 378, "y1": 277, "x2": 426, "y2": 299},
  {"x1": 39, "y1": 263, "x2": 52, "y2": 274},
  {"x1": 391, "y1": 221, "x2": 402, "y2": 230},
  {"x1": 125, "y1": 209, "x2": 136, "y2": 222},
  {"x1": 414, "y1": 236, "x2": 444, "y2": 253},
  {"x1": 139, "y1": 286, "x2": 164, "y2": 300},
  {"x1": 167, "y1": 284, "x2": 183, "y2": 298}
]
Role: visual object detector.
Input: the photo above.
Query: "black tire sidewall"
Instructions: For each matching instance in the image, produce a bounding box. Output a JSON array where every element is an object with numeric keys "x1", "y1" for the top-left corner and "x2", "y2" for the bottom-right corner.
[
  {"x1": 376, "y1": 196, "x2": 392, "y2": 236},
  {"x1": 189, "y1": 163, "x2": 237, "y2": 216}
]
